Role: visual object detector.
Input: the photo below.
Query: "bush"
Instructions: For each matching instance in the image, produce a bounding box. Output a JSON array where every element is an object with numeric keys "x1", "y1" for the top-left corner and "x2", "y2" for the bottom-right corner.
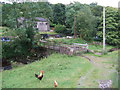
[
  {"x1": 54, "y1": 24, "x2": 66, "y2": 34},
  {"x1": 97, "y1": 31, "x2": 120, "y2": 46},
  {"x1": 2, "y1": 26, "x2": 37, "y2": 61}
]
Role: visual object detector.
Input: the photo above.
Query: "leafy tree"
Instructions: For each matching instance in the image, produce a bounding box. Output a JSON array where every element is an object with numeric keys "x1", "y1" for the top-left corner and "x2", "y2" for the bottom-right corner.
[
  {"x1": 97, "y1": 7, "x2": 119, "y2": 45},
  {"x1": 90, "y1": 2, "x2": 103, "y2": 17},
  {"x1": 65, "y1": 2, "x2": 97, "y2": 40},
  {"x1": 2, "y1": 2, "x2": 53, "y2": 28},
  {"x1": 53, "y1": 3, "x2": 66, "y2": 25},
  {"x1": 2, "y1": 2, "x2": 39, "y2": 60},
  {"x1": 54, "y1": 24, "x2": 66, "y2": 34},
  {"x1": 65, "y1": 2, "x2": 83, "y2": 29},
  {"x1": 2, "y1": 3, "x2": 15, "y2": 28},
  {"x1": 89, "y1": 3, "x2": 103, "y2": 36},
  {"x1": 75, "y1": 6, "x2": 97, "y2": 40}
]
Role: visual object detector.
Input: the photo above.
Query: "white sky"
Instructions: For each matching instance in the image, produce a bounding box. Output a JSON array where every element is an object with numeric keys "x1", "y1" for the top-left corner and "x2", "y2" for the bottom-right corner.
[
  {"x1": 0, "y1": 0, "x2": 119, "y2": 8},
  {"x1": 48, "y1": 0, "x2": 119, "y2": 8}
]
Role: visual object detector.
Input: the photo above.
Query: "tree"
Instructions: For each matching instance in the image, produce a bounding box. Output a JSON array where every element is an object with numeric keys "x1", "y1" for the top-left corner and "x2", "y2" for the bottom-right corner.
[
  {"x1": 2, "y1": 2, "x2": 53, "y2": 28},
  {"x1": 65, "y1": 2, "x2": 83, "y2": 29},
  {"x1": 90, "y1": 2, "x2": 103, "y2": 17},
  {"x1": 75, "y1": 6, "x2": 97, "y2": 40},
  {"x1": 53, "y1": 3, "x2": 66, "y2": 25},
  {"x1": 2, "y1": 2, "x2": 38, "y2": 60},
  {"x1": 97, "y1": 7, "x2": 119, "y2": 45},
  {"x1": 54, "y1": 24, "x2": 66, "y2": 34},
  {"x1": 2, "y1": 2, "x2": 54, "y2": 63},
  {"x1": 89, "y1": 3, "x2": 103, "y2": 35},
  {"x1": 65, "y1": 2, "x2": 97, "y2": 40}
]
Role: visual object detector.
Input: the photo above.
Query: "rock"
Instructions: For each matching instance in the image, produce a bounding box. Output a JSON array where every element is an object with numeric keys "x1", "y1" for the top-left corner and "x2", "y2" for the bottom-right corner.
[
  {"x1": 3, "y1": 66, "x2": 12, "y2": 70},
  {"x1": 98, "y1": 80, "x2": 112, "y2": 88},
  {"x1": 95, "y1": 53, "x2": 102, "y2": 55},
  {"x1": 87, "y1": 49, "x2": 94, "y2": 53},
  {"x1": 108, "y1": 48, "x2": 119, "y2": 52}
]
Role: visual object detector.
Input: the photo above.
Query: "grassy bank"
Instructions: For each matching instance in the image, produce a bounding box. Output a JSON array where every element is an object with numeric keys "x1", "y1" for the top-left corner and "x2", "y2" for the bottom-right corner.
[
  {"x1": 1, "y1": 50, "x2": 119, "y2": 88},
  {"x1": 2, "y1": 53, "x2": 92, "y2": 88}
]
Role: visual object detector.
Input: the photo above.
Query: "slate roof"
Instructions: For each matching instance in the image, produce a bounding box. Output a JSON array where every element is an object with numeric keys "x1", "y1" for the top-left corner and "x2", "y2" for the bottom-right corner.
[{"x1": 35, "y1": 17, "x2": 47, "y2": 22}]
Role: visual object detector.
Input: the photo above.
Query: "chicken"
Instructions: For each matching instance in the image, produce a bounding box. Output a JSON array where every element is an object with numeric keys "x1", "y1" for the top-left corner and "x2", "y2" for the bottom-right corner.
[
  {"x1": 54, "y1": 80, "x2": 58, "y2": 88},
  {"x1": 35, "y1": 70, "x2": 44, "y2": 80}
]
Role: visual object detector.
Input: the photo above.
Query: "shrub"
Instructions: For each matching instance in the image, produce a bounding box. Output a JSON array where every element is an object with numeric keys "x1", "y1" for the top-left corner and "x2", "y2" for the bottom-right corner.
[
  {"x1": 54, "y1": 24, "x2": 66, "y2": 34},
  {"x1": 97, "y1": 31, "x2": 120, "y2": 46},
  {"x1": 2, "y1": 26, "x2": 37, "y2": 62}
]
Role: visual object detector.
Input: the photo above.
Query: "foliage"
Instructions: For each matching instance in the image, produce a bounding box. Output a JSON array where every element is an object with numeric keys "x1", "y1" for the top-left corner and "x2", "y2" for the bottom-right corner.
[
  {"x1": 2, "y1": 2, "x2": 53, "y2": 28},
  {"x1": 54, "y1": 24, "x2": 66, "y2": 34},
  {"x1": 1, "y1": 27, "x2": 16, "y2": 36},
  {"x1": 49, "y1": 23, "x2": 56, "y2": 27},
  {"x1": 97, "y1": 7, "x2": 119, "y2": 46},
  {"x1": 2, "y1": 3, "x2": 17, "y2": 28},
  {"x1": 0, "y1": 4, "x2": 2, "y2": 26},
  {"x1": 75, "y1": 6, "x2": 97, "y2": 40},
  {"x1": 89, "y1": 3, "x2": 103, "y2": 37},
  {"x1": 89, "y1": 3, "x2": 103, "y2": 17},
  {"x1": 53, "y1": 3, "x2": 66, "y2": 25},
  {"x1": 2, "y1": 2, "x2": 119, "y2": 45},
  {"x1": 65, "y1": 2, "x2": 83, "y2": 29},
  {"x1": 2, "y1": 26, "x2": 37, "y2": 61},
  {"x1": 2, "y1": 2, "x2": 43, "y2": 61},
  {"x1": 65, "y1": 2, "x2": 97, "y2": 40},
  {"x1": 1, "y1": 2, "x2": 119, "y2": 64}
]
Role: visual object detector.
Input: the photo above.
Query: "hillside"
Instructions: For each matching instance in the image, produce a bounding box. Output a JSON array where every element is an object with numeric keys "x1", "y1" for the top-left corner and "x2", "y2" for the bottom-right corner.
[
  {"x1": 2, "y1": 54, "x2": 92, "y2": 88},
  {"x1": 1, "y1": 50, "x2": 119, "y2": 88}
]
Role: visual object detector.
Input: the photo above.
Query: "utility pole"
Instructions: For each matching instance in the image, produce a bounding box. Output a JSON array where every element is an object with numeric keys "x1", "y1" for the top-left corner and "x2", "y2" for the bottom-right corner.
[
  {"x1": 103, "y1": 7, "x2": 106, "y2": 51},
  {"x1": 74, "y1": 16, "x2": 77, "y2": 39}
]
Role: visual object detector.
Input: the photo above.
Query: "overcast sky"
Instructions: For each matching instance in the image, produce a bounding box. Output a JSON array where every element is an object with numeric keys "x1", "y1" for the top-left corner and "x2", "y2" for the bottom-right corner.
[
  {"x1": 1, "y1": 0, "x2": 119, "y2": 8},
  {"x1": 48, "y1": 0, "x2": 119, "y2": 8}
]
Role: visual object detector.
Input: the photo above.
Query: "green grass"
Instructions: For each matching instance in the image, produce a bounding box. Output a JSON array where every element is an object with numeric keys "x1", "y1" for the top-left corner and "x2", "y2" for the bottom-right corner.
[
  {"x1": 1, "y1": 50, "x2": 118, "y2": 88},
  {"x1": 39, "y1": 31, "x2": 58, "y2": 35},
  {"x1": 102, "y1": 51, "x2": 118, "y2": 88},
  {"x1": 88, "y1": 44, "x2": 114, "y2": 51},
  {"x1": 79, "y1": 51, "x2": 118, "y2": 88},
  {"x1": 0, "y1": 27, "x2": 16, "y2": 37},
  {"x1": 48, "y1": 38, "x2": 86, "y2": 44},
  {"x1": 2, "y1": 53, "x2": 92, "y2": 88}
]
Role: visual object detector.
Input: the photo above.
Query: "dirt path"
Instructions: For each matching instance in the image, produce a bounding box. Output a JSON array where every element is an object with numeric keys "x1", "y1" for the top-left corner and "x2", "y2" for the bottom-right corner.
[
  {"x1": 77, "y1": 67, "x2": 94, "y2": 88},
  {"x1": 77, "y1": 54, "x2": 118, "y2": 88}
]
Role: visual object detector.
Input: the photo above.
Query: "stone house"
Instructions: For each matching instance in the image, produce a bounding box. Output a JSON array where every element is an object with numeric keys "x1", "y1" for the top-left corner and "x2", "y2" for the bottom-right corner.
[
  {"x1": 17, "y1": 17, "x2": 50, "y2": 32},
  {"x1": 35, "y1": 17, "x2": 50, "y2": 32}
]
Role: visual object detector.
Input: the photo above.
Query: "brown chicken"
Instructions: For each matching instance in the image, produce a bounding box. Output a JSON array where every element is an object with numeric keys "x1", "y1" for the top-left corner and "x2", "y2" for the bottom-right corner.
[
  {"x1": 54, "y1": 80, "x2": 58, "y2": 88},
  {"x1": 35, "y1": 70, "x2": 44, "y2": 80}
]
